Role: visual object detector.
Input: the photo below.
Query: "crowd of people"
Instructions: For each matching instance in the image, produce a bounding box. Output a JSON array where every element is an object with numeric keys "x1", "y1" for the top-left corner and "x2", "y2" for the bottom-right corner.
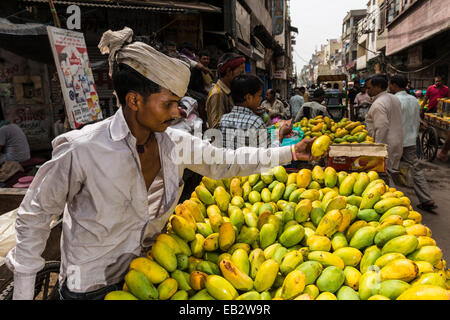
[{"x1": 4, "y1": 27, "x2": 450, "y2": 300}]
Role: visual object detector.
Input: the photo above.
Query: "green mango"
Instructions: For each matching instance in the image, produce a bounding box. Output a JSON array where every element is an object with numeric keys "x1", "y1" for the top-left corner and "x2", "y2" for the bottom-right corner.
[
  {"x1": 359, "y1": 245, "x2": 382, "y2": 274},
  {"x1": 279, "y1": 224, "x2": 305, "y2": 248},
  {"x1": 374, "y1": 225, "x2": 407, "y2": 248},
  {"x1": 336, "y1": 285, "x2": 360, "y2": 300},
  {"x1": 349, "y1": 226, "x2": 377, "y2": 250},
  {"x1": 296, "y1": 261, "x2": 323, "y2": 285},
  {"x1": 125, "y1": 269, "x2": 159, "y2": 300},
  {"x1": 316, "y1": 266, "x2": 345, "y2": 293},
  {"x1": 379, "y1": 280, "x2": 411, "y2": 299},
  {"x1": 357, "y1": 209, "x2": 381, "y2": 222}
]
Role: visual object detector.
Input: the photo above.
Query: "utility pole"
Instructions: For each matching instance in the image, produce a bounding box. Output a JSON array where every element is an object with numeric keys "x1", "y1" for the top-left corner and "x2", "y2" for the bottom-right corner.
[{"x1": 48, "y1": 0, "x2": 61, "y2": 28}]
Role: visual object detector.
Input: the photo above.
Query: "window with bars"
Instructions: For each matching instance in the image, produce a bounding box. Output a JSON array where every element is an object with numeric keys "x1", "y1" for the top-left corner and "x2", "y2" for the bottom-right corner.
[{"x1": 387, "y1": 0, "x2": 419, "y2": 25}]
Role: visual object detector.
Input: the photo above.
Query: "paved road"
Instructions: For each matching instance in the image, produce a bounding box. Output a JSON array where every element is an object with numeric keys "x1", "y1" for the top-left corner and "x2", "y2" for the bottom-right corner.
[{"x1": 394, "y1": 158, "x2": 450, "y2": 262}]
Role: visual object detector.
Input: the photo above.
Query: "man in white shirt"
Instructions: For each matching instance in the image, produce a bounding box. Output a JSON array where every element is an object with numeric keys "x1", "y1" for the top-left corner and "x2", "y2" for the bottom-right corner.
[
  {"x1": 365, "y1": 74, "x2": 403, "y2": 183},
  {"x1": 6, "y1": 27, "x2": 318, "y2": 300},
  {"x1": 289, "y1": 87, "x2": 304, "y2": 121},
  {"x1": 261, "y1": 89, "x2": 288, "y2": 121},
  {"x1": 294, "y1": 88, "x2": 330, "y2": 122},
  {"x1": 389, "y1": 74, "x2": 436, "y2": 211}
]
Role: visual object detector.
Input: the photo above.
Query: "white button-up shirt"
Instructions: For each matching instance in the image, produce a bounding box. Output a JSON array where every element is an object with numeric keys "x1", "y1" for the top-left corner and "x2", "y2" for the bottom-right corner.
[
  {"x1": 6, "y1": 107, "x2": 292, "y2": 295},
  {"x1": 365, "y1": 91, "x2": 403, "y2": 171},
  {"x1": 395, "y1": 91, "x2": 421, "y2": 148}
]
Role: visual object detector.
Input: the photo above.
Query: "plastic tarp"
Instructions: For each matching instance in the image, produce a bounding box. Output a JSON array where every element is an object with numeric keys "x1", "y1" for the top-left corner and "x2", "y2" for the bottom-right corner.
[{"x1": 0, "y1": 18, "x2": 48, "y2": 36}]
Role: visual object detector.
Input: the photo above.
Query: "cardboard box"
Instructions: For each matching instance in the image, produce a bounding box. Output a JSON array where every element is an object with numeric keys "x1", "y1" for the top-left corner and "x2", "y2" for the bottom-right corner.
[{"x1": 327, "y1": 143, "x2": 388, "y2": 173}]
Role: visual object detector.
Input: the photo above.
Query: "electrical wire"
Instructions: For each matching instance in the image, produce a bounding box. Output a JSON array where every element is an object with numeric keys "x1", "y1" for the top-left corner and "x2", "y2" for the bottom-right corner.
[{"x1": 387, "y1": 50, "x2": 450, "y2": 74}]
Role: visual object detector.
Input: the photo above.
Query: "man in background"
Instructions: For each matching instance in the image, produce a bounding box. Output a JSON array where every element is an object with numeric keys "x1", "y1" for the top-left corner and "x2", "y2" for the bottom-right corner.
[
  {"x1": 389, "y1": 74, "x2": 437, "y2": 211},
  {"x1": 365, "y1": 74, "x2": 403, "y2": 183},
  {"x1": 206, "y1": 52, "x2": 245, "y2": 129},
  {"x1": 421, "y1": 76, "x2": 449, "y2": 113},
  {"x1": 294, "y1": 88, "x2": 330, "y2": 121},
  {"x1": 301, "y1": 86, "x2": 310, "y2": 102},
  {"x1": 261, "y1": 88, "x2": 288, "y2": 122},
  {"x1": 0, "y1": 120, "x2": 30, "y2": 166},
  {"x1": 289, "y1": 87, "x2": 305, "y2": 122}
]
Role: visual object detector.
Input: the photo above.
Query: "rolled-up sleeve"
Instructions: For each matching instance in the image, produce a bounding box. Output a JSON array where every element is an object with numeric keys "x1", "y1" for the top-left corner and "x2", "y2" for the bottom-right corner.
[{"x1": 6, "y1": 136, "x2": 83, "y2": 276}]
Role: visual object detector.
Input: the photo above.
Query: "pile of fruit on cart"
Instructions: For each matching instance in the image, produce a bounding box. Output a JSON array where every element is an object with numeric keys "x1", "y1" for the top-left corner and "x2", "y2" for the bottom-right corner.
[
  {"x1": 106, "y1": 166, "x2": 449, "y2": 300},
  {"x1": 293, "y1": 116, "x2": 374, "y2": 144}
]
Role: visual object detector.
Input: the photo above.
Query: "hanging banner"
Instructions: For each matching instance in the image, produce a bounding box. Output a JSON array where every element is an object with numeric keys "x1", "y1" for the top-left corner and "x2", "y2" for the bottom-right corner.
[
  {"x1": 47, "y1": 26, "x2": 102, "y2": 129},
  {"x1": 273, "y1": 0, "x2": 284, "y2": 36}
]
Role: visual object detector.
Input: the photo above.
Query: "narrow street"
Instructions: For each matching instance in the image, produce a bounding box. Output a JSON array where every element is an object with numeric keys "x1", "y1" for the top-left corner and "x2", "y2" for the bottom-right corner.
[{"x1": 398, "y1": 159, "x2": 450, "y2": 260}]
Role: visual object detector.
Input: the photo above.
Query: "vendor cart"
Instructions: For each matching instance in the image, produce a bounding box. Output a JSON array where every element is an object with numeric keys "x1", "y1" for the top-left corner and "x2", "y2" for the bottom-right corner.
[
  {"x1": 316, "y1": 75, "x2": 349, "y2": 122},
  {"x1": 418, "y1": 112, "x2": 450, "y2": 162},
  {"x1": 0, "y1": 189, "x2": 62, "y2": 300}
]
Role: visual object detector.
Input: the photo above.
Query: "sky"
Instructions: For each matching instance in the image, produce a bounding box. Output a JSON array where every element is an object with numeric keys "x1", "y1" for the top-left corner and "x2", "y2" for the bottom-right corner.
[{"x1": 290, "y1": 0, "x2": 368, "y2": 73}]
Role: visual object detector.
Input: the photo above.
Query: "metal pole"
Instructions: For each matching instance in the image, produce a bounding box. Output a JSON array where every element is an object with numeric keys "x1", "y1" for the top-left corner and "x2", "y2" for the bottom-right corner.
[{"x1": 47, "y1": 0, "x2": 61, "y2": 28}]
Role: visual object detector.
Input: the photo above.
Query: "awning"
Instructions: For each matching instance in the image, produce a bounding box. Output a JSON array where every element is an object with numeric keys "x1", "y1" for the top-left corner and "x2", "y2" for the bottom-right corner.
[
  {"x1": 0, "y1": 18, "x2": 53, "y2": 63},
  {"x1": 20, "y1": 0, "x2": 222, "y2": 13},
  {"x1": 0, "y1": 17, "x2": 48, "y2": 36}
]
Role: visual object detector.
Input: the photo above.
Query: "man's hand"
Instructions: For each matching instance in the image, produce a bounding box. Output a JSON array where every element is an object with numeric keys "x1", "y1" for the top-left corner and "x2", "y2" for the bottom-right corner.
[
  {"x1": 196, "y1": 62, "x2": 213, "y2": 76},
  {"x1": 279, "y1": 123, "x2": 292, "y2": 142},
  {"x1": 293, "y1": 137, "x2": 320, "y2": 161}
]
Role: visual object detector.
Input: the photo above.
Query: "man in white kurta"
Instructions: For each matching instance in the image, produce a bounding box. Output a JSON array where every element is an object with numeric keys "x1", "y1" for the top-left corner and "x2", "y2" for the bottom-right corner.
[
  {"x1": 6, "y1": 27, "x2": 317, "y2": 300},
  {"x1": 365, "y1": 75, "x2": 403, "y2": 175}
]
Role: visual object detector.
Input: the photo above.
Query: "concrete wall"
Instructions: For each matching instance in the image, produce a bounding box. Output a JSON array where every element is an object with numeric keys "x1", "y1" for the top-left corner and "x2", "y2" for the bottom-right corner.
[
  {"x1": 245, "y1": 0, "x2": 273, "y2": 34},
  {"x1": 386, "y1": 0, "x2": 450, "y2": 55}
]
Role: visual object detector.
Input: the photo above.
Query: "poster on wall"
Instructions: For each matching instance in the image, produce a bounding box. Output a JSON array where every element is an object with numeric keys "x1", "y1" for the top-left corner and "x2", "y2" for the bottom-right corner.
[
  {"x1": 1, "y1": 103, "x2": 51, "y2": 151},
  {"x1": 47, "y1": 26, "x2": 102, "y2": 129}
]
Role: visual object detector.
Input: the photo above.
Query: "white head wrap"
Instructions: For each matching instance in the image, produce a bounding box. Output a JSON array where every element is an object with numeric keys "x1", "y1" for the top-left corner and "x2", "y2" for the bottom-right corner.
[{"x1": 98, "y1": 27, "x2": 190, "y2": 98}]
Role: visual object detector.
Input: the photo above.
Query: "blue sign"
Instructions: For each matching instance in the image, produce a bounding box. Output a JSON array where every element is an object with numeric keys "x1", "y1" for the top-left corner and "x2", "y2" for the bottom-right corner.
[{"x1": 273, "y1": 0, "x2": 284, "y2": 36}]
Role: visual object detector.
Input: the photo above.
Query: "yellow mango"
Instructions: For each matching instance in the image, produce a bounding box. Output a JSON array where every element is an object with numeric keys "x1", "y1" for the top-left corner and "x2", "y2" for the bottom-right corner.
[
  {"x1": 316, "y1": 209, "x2": 343, "y2": 238},
  {"x1": 343, "y1": 266, "x2": 361, "y2": 290},
  {"x1": 280, "y1": 270, "x2": 306, "y2": 300},
  {"x1": 254, "y1": 259, "x2": 279, "y2": 292},
  {"x1": 308, "y1": 251, "x2": 345, "y2": 269},
  {"x1": 129, "y1": 257, "x2": 169, "y2": 285},
  {"x1": 380, "y1": 259, "x2": 419, "y2": 282},
  {"x1": 214, "y1": 186, "x2": 231, "y2": 212},
  {"x1": 230, "y1": 177, "x2": 243, "y2": 198},
  {"x1": 297, "y1": 169, "x2": 312, "y2": 188},
  {"x1": 407, "y1": 246, "x2": 443, "y2": 267},
  {"x1": 151, "y1": 240, "x2": 177, "y2": 273},
  {"x1": 219, "y1": 258, "x2": 253, "y2": 291},
  {"x1": 333, "y1": 247, "x2": 363, "y2": 267},
  {"x1": 219, "y1": 222, "x2": 236, "y2": 251},
  {"x1": 205, "y1": 275, "x2": 238, "y2": 300},
  {"x1": 396, "y1": 285, "x2": 450, "y2": 300},
  {"x1": 157, "y1": 278, "x2": 178, "y2": 300}
]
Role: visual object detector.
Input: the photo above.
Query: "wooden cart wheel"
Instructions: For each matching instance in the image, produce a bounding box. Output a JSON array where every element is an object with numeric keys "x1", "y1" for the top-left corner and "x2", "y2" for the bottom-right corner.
[
  {"x1": 421, "y1": 127, "x2": 439, "y2": 162},
  {"x1": 416, "y1": 135, "x2": 423, "y2": 160},
  {"x1": 0, "y1": 261, "x2": 60, "y2": 300}
]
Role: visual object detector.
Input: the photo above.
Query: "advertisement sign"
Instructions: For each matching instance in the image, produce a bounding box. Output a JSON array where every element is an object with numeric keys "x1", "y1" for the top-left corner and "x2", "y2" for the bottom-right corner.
[
  {"x1": 1, "y1": 103, "x2": 52, "y2": 150},
  {"x1": 47, "y1": 26, "x2": 102, "y2": 129},
  {"x1": 273, "y1": 0, "x2": 284, "y2": 36},
  {"x1": 273, "y1": 70, "x2": 287, "y2": 80}
]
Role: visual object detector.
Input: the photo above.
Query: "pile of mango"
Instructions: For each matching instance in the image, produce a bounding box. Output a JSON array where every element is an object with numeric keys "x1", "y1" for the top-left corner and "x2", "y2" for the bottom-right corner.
[
  {"x1": 106, "y1": 166, "x2": 450, "y2": 300},
  {"x1": 293, "y1": 116, "x2": 374, "y2": 144}
]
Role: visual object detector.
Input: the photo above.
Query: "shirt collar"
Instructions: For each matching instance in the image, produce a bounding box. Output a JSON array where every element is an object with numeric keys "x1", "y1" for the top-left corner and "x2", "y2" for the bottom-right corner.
[
  {"x1": 395, "y1": 91, "x2": 408, "y2": 96},
  {"x1": 109, "y1": 107, "x2": 130, "y2": 142},
  {"x1": 217, "y1": 79, "x2": 231, "y2": 95},
  {"x1": 232, "y1": 105, "x2": 255, "y2": 115},
  {"x1": 372, "y1": 90, "x2": 388, "y2": 101}
]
